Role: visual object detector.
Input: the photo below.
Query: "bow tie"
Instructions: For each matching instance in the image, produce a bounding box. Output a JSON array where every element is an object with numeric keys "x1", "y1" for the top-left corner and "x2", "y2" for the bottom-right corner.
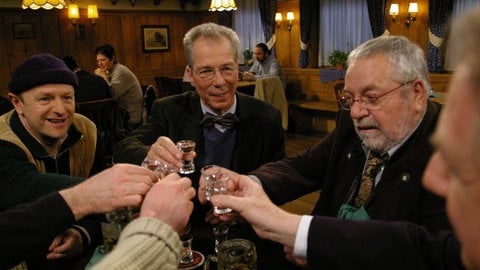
[{"x1": 200, "y1": 112, "x2": 239, "y2": 129}]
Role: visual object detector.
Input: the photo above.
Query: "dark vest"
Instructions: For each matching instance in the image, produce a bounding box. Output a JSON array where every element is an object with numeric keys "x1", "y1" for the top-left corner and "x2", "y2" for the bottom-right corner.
[{"x1": 203, "y1": 127, "x2": 237, "y2": 168}]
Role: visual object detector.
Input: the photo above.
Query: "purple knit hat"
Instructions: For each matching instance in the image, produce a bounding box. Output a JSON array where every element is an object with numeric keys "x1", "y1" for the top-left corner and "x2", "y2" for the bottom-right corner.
[{"x1": 8, "y1": 53, "x2": 79, "y2": 94}]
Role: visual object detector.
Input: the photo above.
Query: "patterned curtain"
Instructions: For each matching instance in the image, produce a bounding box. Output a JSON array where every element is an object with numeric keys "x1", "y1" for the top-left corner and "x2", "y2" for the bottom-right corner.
[
  {"x1": 366, "y1": 0, "x2": 387, "y2": 37},
  {"x1": 427, "y1": 0, "x2": 454, "y2": 72},
  {"x1": 257, "y1": 0, "x2": 276, "y2": 46},
  {"x1": 298, "y1": 0, "x2": 318, "y2": 68}
]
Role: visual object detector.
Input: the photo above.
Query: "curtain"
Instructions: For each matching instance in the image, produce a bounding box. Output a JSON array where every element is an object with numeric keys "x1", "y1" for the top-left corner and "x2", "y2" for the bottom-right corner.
[
  {"x1": 318, "y1": 0, "x2": 373, "y2": 66},
  {"x1": 298, "y1": 0, "x2": 318, "y2": 68},
  {"x1": 257, "y1": 0, "x2": 276, "y2": 48},
  {"x1": 366, "y1": 0, "x2": 387, "y2": 37},
  {"x1": 233, "y1": 0, "x2": 265, "y2": 64},
  {"x1": 444, "y1": 0, "x2": 480, "y2": 71},
  {"x1": 427, "y1": 0, "x2": 454, "y2": 72}
]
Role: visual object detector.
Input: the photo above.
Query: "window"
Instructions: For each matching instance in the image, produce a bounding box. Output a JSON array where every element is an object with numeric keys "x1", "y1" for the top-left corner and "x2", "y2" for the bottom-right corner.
[{"x1": 318, "y1": 0, "x2": 373, "y2": 66}]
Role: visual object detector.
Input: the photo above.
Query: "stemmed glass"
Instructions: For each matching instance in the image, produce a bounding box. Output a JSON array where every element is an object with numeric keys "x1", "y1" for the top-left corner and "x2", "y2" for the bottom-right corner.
[{"x1": 201, "y1": 165, "x2": 232, "y2": 264}]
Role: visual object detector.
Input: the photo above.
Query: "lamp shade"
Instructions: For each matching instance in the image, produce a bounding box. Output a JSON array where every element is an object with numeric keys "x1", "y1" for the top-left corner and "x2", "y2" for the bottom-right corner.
[
  {"x1": 275, "y1": 13, "x2": 282, "y2": 22},
  {"x1": 389, "y1": 4, "x2": 399, "y2": 15},
  {"x1": 87, "y1": 5, "x2": 99, "y2": 19},
  {"x1": 209, "y1": 0, "x2": 237, "y2": 11},
  {"x1": 408, "y1": 2, "x2": 418, "y2": 13},
  {"x1": 286, "y1": 12, "x2": 294, "y2": 21},
  {"x1": 68, "y1": 4, "x2": 79, "y2": 19},
  {"x1": 22, "y1": 0, "x2": 66, "y2": 10}
]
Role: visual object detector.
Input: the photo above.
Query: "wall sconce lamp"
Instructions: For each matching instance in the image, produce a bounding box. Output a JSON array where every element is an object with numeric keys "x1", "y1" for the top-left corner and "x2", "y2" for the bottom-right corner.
[
  {"x1": 68, "y1": 4, "x2": 98, "y2": 40},
  {"x1": 389, "y1": 2, "x2": 418, "y2": 27},
  {"x1": 67, "y1": 4, "x2": 80, "y2": 25},
  {"x1": 275, "y1": 12, "x2": 294, "y2": 31},
  {"x1": 406, "y1": 2, "x2": 418, "y2": 26},
  {"x1": 275, "y1": 12, "x2": 282, "y2": 27},
  {"x1": 87, "y1": 5, "x2": 99, "y2": 25},
  {"x1": 286, "y1": 12, "x2": 294, "y2": 31}
]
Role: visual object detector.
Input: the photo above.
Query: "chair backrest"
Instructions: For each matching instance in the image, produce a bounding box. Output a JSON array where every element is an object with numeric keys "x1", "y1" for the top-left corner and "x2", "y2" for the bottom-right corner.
[
  {"x1": 154, "y1": 76, "x2": 183, "y2": 98},
  {"x1": 141, "y1": 84, "x2": 158, "y2": 123},
  {"x1": 333, "y1": 81, "x2": 345, "y2": 109},
  {"x1": 76, "y1": 97, "x2": 129, "y2": 160}
]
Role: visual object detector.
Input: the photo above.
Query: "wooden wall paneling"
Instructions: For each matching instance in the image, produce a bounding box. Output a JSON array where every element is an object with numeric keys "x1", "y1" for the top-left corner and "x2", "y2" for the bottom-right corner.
[
  {"x1": 275, "y1": 0, "x2": 299, "y2": 68},
  {"x1": 0, "y1": 14, "x2": 10, "y2": 97}
]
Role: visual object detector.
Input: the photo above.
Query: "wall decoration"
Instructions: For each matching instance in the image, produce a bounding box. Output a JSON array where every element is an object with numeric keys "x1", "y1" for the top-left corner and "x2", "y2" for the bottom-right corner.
[
  {"x1": 142, "y1": 25, "x2": 170, "y2": 52},
  {"x1": 12, "y1": 23, "x2": 35, "y2": 39}
]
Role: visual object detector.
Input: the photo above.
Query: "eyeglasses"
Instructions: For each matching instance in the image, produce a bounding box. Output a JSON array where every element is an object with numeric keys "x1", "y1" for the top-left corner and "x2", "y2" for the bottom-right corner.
[
  {"x1": 338, "y1": 81, "x2": 412, "y2": 111},
  {"x1": 194, "y1": 65, "x2": 237, "y2": 80}
]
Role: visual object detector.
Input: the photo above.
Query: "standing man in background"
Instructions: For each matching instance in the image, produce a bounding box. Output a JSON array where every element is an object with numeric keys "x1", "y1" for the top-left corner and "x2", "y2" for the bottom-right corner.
[{"x1": 94, "y1": 44, "x2": 144, "y2": 130}]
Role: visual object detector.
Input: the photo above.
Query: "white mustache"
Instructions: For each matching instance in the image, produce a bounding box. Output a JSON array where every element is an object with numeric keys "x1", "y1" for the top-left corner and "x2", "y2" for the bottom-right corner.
[{"x1": 354, "y1": 118, "x2": 379, "y2": 129}]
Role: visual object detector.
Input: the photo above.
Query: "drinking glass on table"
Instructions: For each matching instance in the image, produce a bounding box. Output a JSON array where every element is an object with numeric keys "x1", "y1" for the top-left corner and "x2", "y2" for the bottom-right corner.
[
  {"x1": 176, "y1": 140, "x2": 196, "y2": 174},
  {"x1": 180, "y1": 234, "x2": 194, "y2": 264},
  {"x1": 213, "y1": 223, "x2": 229, "y2": 254}
]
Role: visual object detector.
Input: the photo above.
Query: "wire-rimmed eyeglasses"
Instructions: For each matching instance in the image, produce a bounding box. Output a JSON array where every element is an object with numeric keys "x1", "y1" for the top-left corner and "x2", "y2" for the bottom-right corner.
[
  {"x1": 194, "y1": 64, "x2": 237, "y2": 80},
  {"x1": 338, "y1": 81, "x2": 412, "y2": 110}
]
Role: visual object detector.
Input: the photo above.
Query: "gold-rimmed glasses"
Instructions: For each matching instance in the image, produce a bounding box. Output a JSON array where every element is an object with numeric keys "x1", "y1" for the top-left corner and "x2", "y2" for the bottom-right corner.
[
  {"x1": 338, "y1": 81, "x2": 413, "y2": 110},
  {"x1": 194, "y1": 64, "x2": 237, "y2": 80}
]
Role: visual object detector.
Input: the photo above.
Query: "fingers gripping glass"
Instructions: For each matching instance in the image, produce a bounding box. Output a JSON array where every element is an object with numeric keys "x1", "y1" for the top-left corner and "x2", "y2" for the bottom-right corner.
[
  {"x1": 338, "y1": 81, "x2": 412, "y2": 110},
  {"x1": 195, "y1": 65, "x2": 237, "y2": 80}
]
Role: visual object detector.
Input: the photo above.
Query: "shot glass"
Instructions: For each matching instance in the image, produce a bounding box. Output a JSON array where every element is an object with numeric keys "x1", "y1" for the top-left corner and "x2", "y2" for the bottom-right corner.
[
  {"x1": 213, "y1": 223, "x2": 229, "y2": 254},
  {"x1": 201, "y1": 165, "x2": 221, "y2": 201},
  {"x1": 176, "y1": 140, "x2": 196, "y2": 174},
  {"x1": 99, "y1": 222, "x2": 121, "y2": 254},
  {"x1": 180, "y1": 234, "x2": 194, "y2": 264},
  {"x1": 141, "y1": 159, "x2": 178, "y2": 179},
  {"x1": 206, "y1": 173, "x2": 232, "y2": 214}
]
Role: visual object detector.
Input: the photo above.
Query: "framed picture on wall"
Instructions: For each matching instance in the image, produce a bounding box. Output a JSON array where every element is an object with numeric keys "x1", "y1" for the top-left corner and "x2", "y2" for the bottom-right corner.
[
  {"x1": 12, "y1": 23, "x2": 35, "y2": 39},
  {"x1": 141, "y1": 25, "x2": 170, "y2": 53}
]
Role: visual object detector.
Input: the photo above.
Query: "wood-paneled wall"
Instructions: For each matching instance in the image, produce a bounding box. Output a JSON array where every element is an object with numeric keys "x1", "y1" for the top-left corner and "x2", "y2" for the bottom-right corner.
[
  {"x1": 0, "y1": 8, "x2": 226, "y2": 96},
  {"x1": 0, "y1": 0, "x2": 451, "y2": 100}
]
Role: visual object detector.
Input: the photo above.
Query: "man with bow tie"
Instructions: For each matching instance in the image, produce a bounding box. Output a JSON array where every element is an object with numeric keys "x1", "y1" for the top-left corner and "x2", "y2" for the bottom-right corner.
[{"x1": 113, "y1": 22, "x2": 286, "y2": 267}]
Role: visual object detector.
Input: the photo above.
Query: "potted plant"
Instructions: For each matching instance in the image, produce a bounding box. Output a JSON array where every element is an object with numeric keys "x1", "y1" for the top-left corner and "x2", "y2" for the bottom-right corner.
[{"x1": 328, "y1": 50, "x2": 348, "y2": 70}]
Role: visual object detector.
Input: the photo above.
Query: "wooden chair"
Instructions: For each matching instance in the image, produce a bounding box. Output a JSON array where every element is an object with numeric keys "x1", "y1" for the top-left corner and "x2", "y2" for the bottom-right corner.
[
  {"x1": 333, "y1": 81, "x2": 345, "y2": 109},
  {"x1": 76, "y1": 98, "x2": 129, "y2": 165},
  {"x1": 141, "y1": 84, "x2": 158, "y2": 123}
]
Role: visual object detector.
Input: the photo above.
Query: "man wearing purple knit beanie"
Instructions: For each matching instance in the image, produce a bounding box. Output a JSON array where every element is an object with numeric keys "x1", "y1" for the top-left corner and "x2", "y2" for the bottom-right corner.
[{"x1": 0, "y1": 53, "x2": 106, "y2": 268}]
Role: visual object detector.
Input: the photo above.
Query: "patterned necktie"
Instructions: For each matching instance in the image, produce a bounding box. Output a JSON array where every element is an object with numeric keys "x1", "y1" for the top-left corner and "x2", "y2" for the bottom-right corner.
[
  {"x1": 354, "y1": 151, "x2": 388, "y2": 208},
  {"x1": 200, "y1": 112, "x2": 239, "y2": 129}
]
